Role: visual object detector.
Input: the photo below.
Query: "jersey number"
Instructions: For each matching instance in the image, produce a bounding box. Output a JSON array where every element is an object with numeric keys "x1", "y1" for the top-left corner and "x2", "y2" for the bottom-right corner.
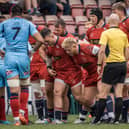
[{"x1": 12, "y1": 27, "x2": 21, "y2": 40}]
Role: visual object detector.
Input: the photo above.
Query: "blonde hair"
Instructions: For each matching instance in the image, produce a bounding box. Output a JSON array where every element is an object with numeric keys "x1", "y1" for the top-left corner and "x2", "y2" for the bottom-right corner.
[{"x1": 62, "y1": 37, "x2": 77, "y2": 49}]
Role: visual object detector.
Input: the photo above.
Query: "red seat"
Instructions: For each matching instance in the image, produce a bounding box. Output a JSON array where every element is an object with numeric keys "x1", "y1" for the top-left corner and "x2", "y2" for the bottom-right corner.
[
  {"x1": 75, "y1": 16, "x2": 88, "y2": 34},
  {"x1": 32, "y1": 16, "x2": 45, "y2": 25},
  {"x1": 69, "y1": 0, "x2": 84, "y2": 17},
  {"x1": 45, "y1": 15, "x2": 58, "y2": 30},
  {"x1": 84, "y1": 0, "x2": 97, "y2": 17},
  {"x1": 45, "y1": 15, "x2": 58, "y2": 24},
  {"x1": 98, "y1": 0, "x2": 112, "y2": 17},
  {"x1": 75, "y1": 16, "x2": 88, "y2": 25},
  {"x1": 60, "y1": 15, "x2": 76, "y2": 33}
]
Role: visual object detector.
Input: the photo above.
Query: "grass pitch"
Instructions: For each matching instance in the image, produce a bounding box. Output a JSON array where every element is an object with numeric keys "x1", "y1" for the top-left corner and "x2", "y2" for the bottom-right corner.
[{"x1": 0, "y1": 115, "x2": 129, "y2": 129}]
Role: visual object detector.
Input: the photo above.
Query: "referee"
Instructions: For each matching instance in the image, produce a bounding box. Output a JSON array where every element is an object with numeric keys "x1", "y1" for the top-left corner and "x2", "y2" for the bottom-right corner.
[{"x1": 93, "y1": 13, "x2": 129, "y2": 124}]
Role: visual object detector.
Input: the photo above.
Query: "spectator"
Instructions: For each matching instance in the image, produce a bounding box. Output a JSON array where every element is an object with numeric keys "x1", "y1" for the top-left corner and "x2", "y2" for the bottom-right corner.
[
  {"x1": 25, "y1": 0, "x2": 41, "y2": 16},
  {"x1": 124, "y1": 0, "x2": 129, "y2": 15},
  {"x1": 39, "y1": 0, "x2": 70, "y2": 15}
]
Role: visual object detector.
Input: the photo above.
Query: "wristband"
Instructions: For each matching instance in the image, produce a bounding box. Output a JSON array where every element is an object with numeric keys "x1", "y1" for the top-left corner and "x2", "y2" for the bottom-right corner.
[
  {"x1": 97, "y1": 64, "x2": 102, "y2": 66},
  {"x1": 47, "y1": 66, "x2": 52, "y2": 69}
]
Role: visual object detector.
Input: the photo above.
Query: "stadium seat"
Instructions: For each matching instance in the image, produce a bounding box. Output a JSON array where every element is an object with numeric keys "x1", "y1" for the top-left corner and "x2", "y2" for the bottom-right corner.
[
  {"x1": 45, "y1": 15, "x2": 58, "y2": 24},
  {"x1": 45, "y1": 15, "x2": 58, "y2": 31},
  {"x1": 75, "y1": 16, "x2": 88, "y2": 25},
  {"x1": 98, "y1": 0, "x2": 112, "y2": 17},
  {"x1": 69, "y1": 0, "x2": 84, "y2": 17},
  {"x1": 75, "y1": 16, "x2": 88, "y2": 34},
  {"x1": 60, "y1": 15, "x2": 76, "y2": 33},
  {"x1": 32, "y1": 16, "x2": 45, "y2": 25},
  {"x1": 84, "y1": 0, "x2": 97, "y2": 17}
]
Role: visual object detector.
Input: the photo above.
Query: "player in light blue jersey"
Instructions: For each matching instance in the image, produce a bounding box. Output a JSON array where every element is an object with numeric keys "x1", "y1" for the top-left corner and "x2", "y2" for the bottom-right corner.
[{"x1": 0, "y1": 5, "x2": 44, "y2": 126}]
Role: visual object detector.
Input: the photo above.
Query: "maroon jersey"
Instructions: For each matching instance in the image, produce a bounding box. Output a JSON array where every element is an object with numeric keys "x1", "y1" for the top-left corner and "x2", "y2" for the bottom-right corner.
[
  {"x1": 47, "y1": 36, "x2": 80, "y2": 71},
  {"x1": 72, "y1": 43, "x2": 99, "y2": 87},
  {"x1": 119, "y1": 17, "x2": 129, "y2": 41},
  {"x1": 86, "y1": 23, "x2": 109, "y2": 45},
  {"x1": 62, "y1": 32, "x2": 75, "y2": 38},
  {"x1": 72, "y1": 44, "x2": 99, "y2": 72}
]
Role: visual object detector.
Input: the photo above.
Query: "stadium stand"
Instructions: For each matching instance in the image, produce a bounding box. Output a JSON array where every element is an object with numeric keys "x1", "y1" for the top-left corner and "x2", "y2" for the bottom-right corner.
[
  {"x1": 69, "y1": 0, "x2": 84, "y2": 17},
  {"x1": 98, "y1": 0, "x2": 112, "y2": 17},
  {"x1": 75, "y1": 16, "x2": 88, "y2": 34}
]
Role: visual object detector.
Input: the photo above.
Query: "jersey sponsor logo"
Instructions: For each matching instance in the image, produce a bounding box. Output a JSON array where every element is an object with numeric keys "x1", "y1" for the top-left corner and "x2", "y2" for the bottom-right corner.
[
  {"x1": 24, "y1": 71, "x2": 29, "y2": 76},
  {"x1": 53, "y1": 56, "x2": 61, "y2": 61},
  {"x1": 6, "y1": 70, "x2": 13, "y2": 76},
  {"x1": 81, "y1": 63, "x2": 91, "y2": 68}
]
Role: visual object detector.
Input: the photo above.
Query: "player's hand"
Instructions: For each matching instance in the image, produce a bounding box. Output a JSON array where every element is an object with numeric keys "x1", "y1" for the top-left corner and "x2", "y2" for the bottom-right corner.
[
  {"x1": 0, "y1": 50, "x2": 5, "y2": 59},
  {"x1": 97, "y1": 66, "x2": 102, "y2": 75},
  {"x1": 47, "y1": 68, "x2": 57, "y2": 76},
  {"x1": 56, "y1": 3, "x2": 64, "y2": 10}
]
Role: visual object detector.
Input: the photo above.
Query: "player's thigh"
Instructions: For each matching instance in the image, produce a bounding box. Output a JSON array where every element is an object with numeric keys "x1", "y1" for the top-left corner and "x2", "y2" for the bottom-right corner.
[{"x1": 54, "y1": 78, "x2": 66, "y2": 96}]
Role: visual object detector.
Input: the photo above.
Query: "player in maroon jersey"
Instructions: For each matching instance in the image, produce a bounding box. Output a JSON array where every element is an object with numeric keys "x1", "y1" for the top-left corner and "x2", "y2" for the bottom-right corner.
[
  {"x1": 54, "y1": 19, "x2": 75, "y2": 122},
  {"x1": 112, "y1": 2, "x2": 129, "y2": 123},
  {"x1": 40, "y1": 28, "x2": 83, "y2": 124},
  {"x1": 61, "y1": 37, "x2": 100, "y2": 121},
  {"x1": 54, "y1": 19, "x2": 75, "y2": 38},
  {"x1": 86, "y1": 8, "x2": 109, "y2": 45},
  {"x1": 25, "y1": 15, "x2": 48, "y2": 124}
]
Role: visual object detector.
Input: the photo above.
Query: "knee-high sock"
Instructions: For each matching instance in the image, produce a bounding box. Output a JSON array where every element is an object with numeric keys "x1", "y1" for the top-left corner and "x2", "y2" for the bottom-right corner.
[
  {"x1": 35, "y1": 99, "x2": 44, "y2": 120},
  {"x1": 95, "y1": 99, "x2": 106, "y2": 122},
  {"x1": 122, "y1": 97, "x2": 129, "y2": 122},
  {"x1": 106, "y1": 96, "x2": 114, "y2": 118},
  {"x1": 10, "y1": 93, "x2": 19, "y2": 119},
  {"x1": 43, "y1": 99, "x2": 48, "y2": 119},
  {"x1": 115, "y1": 97, "x2": 123, "y2": 122},
  {"x1": 20, "y1": 87, "x2": 29, "y2": 123},
  {"x1": 0, "y1": 96, "x2": 6, "y2": 121}
]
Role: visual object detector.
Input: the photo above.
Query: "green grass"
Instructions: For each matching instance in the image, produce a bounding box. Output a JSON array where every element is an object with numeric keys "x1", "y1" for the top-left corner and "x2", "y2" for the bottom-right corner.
[{"x1": 0, "y1": 115, "x2": 129, "y2": 129}]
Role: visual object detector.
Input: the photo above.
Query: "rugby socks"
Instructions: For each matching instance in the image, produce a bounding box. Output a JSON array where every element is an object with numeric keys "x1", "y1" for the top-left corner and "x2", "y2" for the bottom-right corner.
[
  {"x1": 27, "y1": 9, "x2": 31, "y2": 13},
  {"x1": 10, "y1": 93, "x2": 19, "y2": 118},
  {"x1": 79, "y1": 109, "x2": 88, "y2": 121},
  {"x1": 47, "y1": 108, "x2": 54, "y2": 120},
  {"x1": 0, "y1": 96, "x2": 6, "y2": 120},
  {"x1": 114, "y1": 97, "x2": 123, "y2": 122},
  {"x1": 35, "y1": 99, "x2": 44, "y2": 120},
  {"x1": 62, "y1": 112, "x2": 68, "y2": 121},
  {"x1": 94, "y1": 99, "x2": 106, "y2": 122},
  {"x1": 20, "y1": 87, "x2": 29, "y2": 123},
  {"x1": 43, "y1": 99, "x2": 48, "y2": 119},
  {"x1": 106, "y1": 96, "x2": 114, "y2": 119},
  {"x1": 122, "y1": 98, "x2": 129, "y2": 122},
  {"x1": 55, "y1": 108, "x2": 62, "y2": 120}
]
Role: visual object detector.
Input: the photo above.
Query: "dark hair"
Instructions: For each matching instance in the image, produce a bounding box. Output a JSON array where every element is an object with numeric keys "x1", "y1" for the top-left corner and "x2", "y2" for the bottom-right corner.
[
  {"x1": 40, "y1": 28, "x2": 51, "y2": 38},
  {"x1": 23, "y1": 15, "x2": 32, "y2": 21},
  {"x1": 11, "y1": 5, "x2": 23, "y2": 16},
  {"x1": 112, "y1": 2, "x2": 127, "y2": 16},
  {"x1": 90, "y1": 8, "x2": 103, "y2": 23},
  {"x1": 54, "y1": 19, "x2": 66, "y2": 28},
  {"x1": 0, "y1": 15, "x2": 6, "y2": 19}
]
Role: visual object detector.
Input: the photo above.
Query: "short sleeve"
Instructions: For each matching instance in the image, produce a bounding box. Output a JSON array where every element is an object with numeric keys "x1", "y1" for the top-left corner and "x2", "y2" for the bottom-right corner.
[
  {"x1": 125, "y1": 35, "x2": 129, "y2": 47},
  {"x1": 99, "y1": 31, "x2": 108, "y2": 45},
  {"x1": 29, "y1": 22, "x2": 38, "y2": 36},
  {"x1": 0, "y1": 23, "x2": 4, "y2": 38}
]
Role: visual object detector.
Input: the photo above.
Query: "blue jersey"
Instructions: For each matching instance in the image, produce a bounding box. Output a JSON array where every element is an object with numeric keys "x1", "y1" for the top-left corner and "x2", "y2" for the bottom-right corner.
[
  {"x1": 0, "y1": 37, "x2": 6, "y2": 65},
  {"x1": 0, "y1": 16, "x2": 38, "y2": 54}
]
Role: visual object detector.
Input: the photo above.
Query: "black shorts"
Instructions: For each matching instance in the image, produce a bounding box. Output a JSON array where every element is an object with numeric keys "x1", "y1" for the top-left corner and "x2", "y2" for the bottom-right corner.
[{"x1": 102, "y1": 62, "x2": 127, "y2": 85}]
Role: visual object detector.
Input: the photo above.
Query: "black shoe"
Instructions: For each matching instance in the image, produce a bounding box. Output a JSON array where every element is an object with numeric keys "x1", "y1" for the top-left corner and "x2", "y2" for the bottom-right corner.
[
  {"x1": 91, "y1": 117, "x2": 101, "y2": 125},
  {"x1": 113, "y1": 121, "x2": 119, "y2": 124},
  {"x1": 120, "y1": 119, "x2": 127, "y2": 123},
  {"x1": 108, "y1": 117, "x2": 115, "y2": 124}
]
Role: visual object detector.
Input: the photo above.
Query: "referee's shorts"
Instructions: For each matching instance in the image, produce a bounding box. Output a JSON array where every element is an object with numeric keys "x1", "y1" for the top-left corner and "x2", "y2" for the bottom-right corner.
[{"x1": 102, "y1": 62, "x2": 127, "y2": 85}]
